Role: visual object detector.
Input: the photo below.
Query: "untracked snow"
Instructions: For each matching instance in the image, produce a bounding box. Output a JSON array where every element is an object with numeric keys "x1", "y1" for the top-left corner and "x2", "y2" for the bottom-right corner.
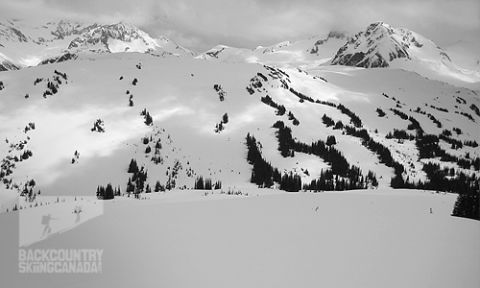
[{"x1": 0, "y1": 189, "x2": 479, "y2": 288}]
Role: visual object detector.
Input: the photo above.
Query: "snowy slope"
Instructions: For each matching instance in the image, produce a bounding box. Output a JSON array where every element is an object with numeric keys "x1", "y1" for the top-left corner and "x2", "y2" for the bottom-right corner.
[
  {"x1": 0, "y1": 52, "x2": 478, "y2": 207},
  {"x1": 197, "y1": 31, "x2": 346, "y2": 68},
  {"x1": 0, "y1": 189, "x2": 479, "y2": 288},
  {"x1": 444, "y1": 40, "x2": 480, "y2": 72},
  {"x1": 331, "y1": 22, "x2": 480, "y2": 87}
]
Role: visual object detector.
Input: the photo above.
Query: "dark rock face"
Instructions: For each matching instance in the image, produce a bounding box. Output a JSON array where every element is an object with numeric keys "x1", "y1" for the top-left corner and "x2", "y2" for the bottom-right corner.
[
  {"x1": 39, "y1": 53, "x2": 78, "y2": 65},
  {"x1": 309, "y1": 31, "x2": 346, "y2": 55},
  {"x1": 0, "y1": 60, "x2": 19, "y2": 71},
  {"x1": 206, "y1": 47, "x2": 226, "y2": 58},
  {"x1": 331, "y1": 22, "x2": 415, "y2": 68},
  {"x1": 67, "y1": 23, "x2": 149, "y2": 52}
]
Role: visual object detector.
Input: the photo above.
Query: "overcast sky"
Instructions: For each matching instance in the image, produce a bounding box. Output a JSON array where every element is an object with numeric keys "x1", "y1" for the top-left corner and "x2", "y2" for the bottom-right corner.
[{"x1": 1, "y1": 0, "x2": 479, "y2": 52}]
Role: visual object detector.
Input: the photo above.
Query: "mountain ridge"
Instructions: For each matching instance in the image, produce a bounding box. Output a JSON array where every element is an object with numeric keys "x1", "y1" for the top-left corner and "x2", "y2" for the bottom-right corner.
[{"x1": 0, "y1": 19, "x2": 194, "y2": 68}]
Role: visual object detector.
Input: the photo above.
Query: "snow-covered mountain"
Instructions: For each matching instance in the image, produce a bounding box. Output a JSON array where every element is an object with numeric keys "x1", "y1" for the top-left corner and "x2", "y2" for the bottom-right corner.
[
  {"x1": 331, "y1": 22, "x2": 480, "y2": 87},
  {"x1": 197, "y1": 31, "x2": 347, "y2": 68},
  {"x1": 0, "y1": 52, "x2": 478, "y2": 201},
  {"x1": 0, "y1": 19, "x2": 194, "y2": 68},
  {"x1": 0, "y1": 18, "x2": 479, "y2": 288}
]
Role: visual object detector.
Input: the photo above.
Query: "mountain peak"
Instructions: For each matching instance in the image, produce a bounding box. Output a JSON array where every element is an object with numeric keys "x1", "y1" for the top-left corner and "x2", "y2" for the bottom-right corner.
[
  {"x1": 331, "y1": 21, "x2": 450, "y2": 68},
  {"x1": 0, "y1": 19, "x2": 194, "y2": 69}
]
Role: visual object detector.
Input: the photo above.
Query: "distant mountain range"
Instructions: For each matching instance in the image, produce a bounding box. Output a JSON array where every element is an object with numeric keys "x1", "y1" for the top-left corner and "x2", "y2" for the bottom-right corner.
[
  {"x1": 0, "y1": 19, "x2": 193, "y2": 70},
  {"x1": 1, "y1": 19, "x2": 479, "y2": 88}
]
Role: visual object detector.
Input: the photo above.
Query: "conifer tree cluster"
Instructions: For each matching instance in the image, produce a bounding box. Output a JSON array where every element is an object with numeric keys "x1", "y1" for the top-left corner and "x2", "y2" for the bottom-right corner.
[
  {"x1": 463, "y1": 140, "x2": 478, "y2": 148},
  {"x1": 126, "y1": 159, "x2": 148, "y2": 198},
  {"x1": 96, "y1": 184, "x2": 120, "y2": 200},
  {"x1": 390, "y1": 108, "x2": 409, "y2": 120},
  {"x1": 386, "y1": 129, "x2": 415, "y2": 140},
  {"x1": 91, "y1": 119, "x2": 105, "y2": 133},
  {"x1": 246, "y1": 126, "x2": 377, "y2": 192},
  {"x1": 322, "y1": 114, "x2": 335, "y2": 127},
  {"x1": 288, "y1": 87, "x2": 315, "y2": 103},
  {"x1": 427, "y1": 113, "x2": 442, "y2": 128},
  {"x1": 194, "y1": 176, "x2": 222, "y2": 190},
  {"x1": 287, "y1": 111, "x2": 300, "y2": 126},
  {"x1": 273, "y1": 121, "x2": 295, "y2": 157},
  {"x1": 140, "y1": 109, "x2": 153, "y2": 126},
  {"x1": 470, "y1": 103, "x2": 480, "y2": 117},
  {"x1": 304, "y1": 168, "x2": 378, "y2": 191},
  {"x1": 260, "y1": 95, "x2": 286, "y2": 116},
  {"x1": 452, "y1": 186, "x2": 479, "y2": 220},
  {"x1": 273, "y1": 121, "x2": 378, "y2": 188},
  {"x1": 154, "y1": 181, "x2": 165, "y2": 192},
  {"x1": 213, "y1": 84, "x2": 226, "y2": 101},
  {"x1": 326, "y1": 135, "x2": 337, "y2": 146},
  {"x1": 246, "y1": 133, "x2": 281, "y2": 188},
  {"x1": 215, "y1": 113, "x2": 229, "y2": 133},
  {"x1": 21, "y1": 179, "x2": 38, "y2": 202},
  {"x1": 129, "y1": 95, "x2": 134, "y2": 107},
  {"x1": 279, "y1": 172, "x2": 302, "y2": 192},
  {"x1": 274, "y1": 121, "x2": 351, "y2": 177},
  {"x1": 256, "y1": 72, "x2": 268, "y2": 81},
  {"x1": 54, "y1": 70, "x2": 68, "y2": 80},
  {"x1": 391, "y1": 162, "x2": 480, "y2": 220},
  {"x1": 24, "y1": 122, "x2": 35, "y2": 133},
  {"x1": 71, "y1": 150, "x2": 80, "y2": 164},
  {"x1": 376, "y1": 108, "x2": 386, "y2": 117},
  {"x1": 165, "y1": 160, "x2": 182, "y2": 190},
  {"x1": 150, "y1": 138, "x2": 163, "y2": 164},
  {"x1": 20, "y1": 150, "x2": 33, "y2": 161},
  {"x1": 326, "y1": 122, "x2": 406, "y2": 187},
  {"x1": 43, "y1": 79, "x2": 60, "y2": 98},
  {"x1": 337, "y1": 104, "x2": 362, "y2": 127}
]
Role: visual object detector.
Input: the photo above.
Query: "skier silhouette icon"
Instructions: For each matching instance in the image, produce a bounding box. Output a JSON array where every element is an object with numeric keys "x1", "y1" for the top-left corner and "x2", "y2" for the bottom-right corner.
[
  {"x1": 41, "y1": 214, "x2": 55, "y2": 237},
  {"x1": 73, "y1": 206, "x2": 82, "y2": 223}
]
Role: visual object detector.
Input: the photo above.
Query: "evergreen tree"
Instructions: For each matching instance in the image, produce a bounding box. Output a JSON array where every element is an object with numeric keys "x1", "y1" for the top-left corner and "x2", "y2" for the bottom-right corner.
[
  {"x1": 195, "y1": 176, "x2": 204, "y2": 190},
  {"x1": 145, "y1": 184, "x2": 152, "y2": 193},
  {"x1": 144, "y1": 112, "x2": 153, "y2": 126},
  {"x1": 126, "y1": 178, "x2": 134, "y2": 196},
  {"x1": 128, "y1": 159, "x2": 139, "y2": 173},
  {"x1": 154, "y1": 181, "x2": 164, "y2": 192},
  {"x1": 205, "y1": 178, "x2": 212, "y2": 190},
  {"x1": 326, "y1": 135, "x2": 337, "y2": 146},
  {"x1": 104, "y1": 184, "x2": 114, "y2": 200}
]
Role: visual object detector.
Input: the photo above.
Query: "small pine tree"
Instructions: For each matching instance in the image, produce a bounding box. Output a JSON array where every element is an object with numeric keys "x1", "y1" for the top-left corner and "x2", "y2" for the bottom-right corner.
[
  {"x1": 105, "y1": 184, "x2": 114, "y2": 200},
  {"x1": 154, "y1": 181, "x2": 164, "y2": 192},
  {"x1": 144, "y1": 113, "x2": 153, "y2": 126},
  {"x1": 205, "y1": 178, "x2": 212, "y2": 190},
  {"x1": 195, "y1": 176, "x2": 204, "y2": 190},
  {"x1": 128, "y1": 159, "x2": 139, "y2": 173},
  {"x1": 326, "y1": 135, "x2": 337, "y2": 146}
]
